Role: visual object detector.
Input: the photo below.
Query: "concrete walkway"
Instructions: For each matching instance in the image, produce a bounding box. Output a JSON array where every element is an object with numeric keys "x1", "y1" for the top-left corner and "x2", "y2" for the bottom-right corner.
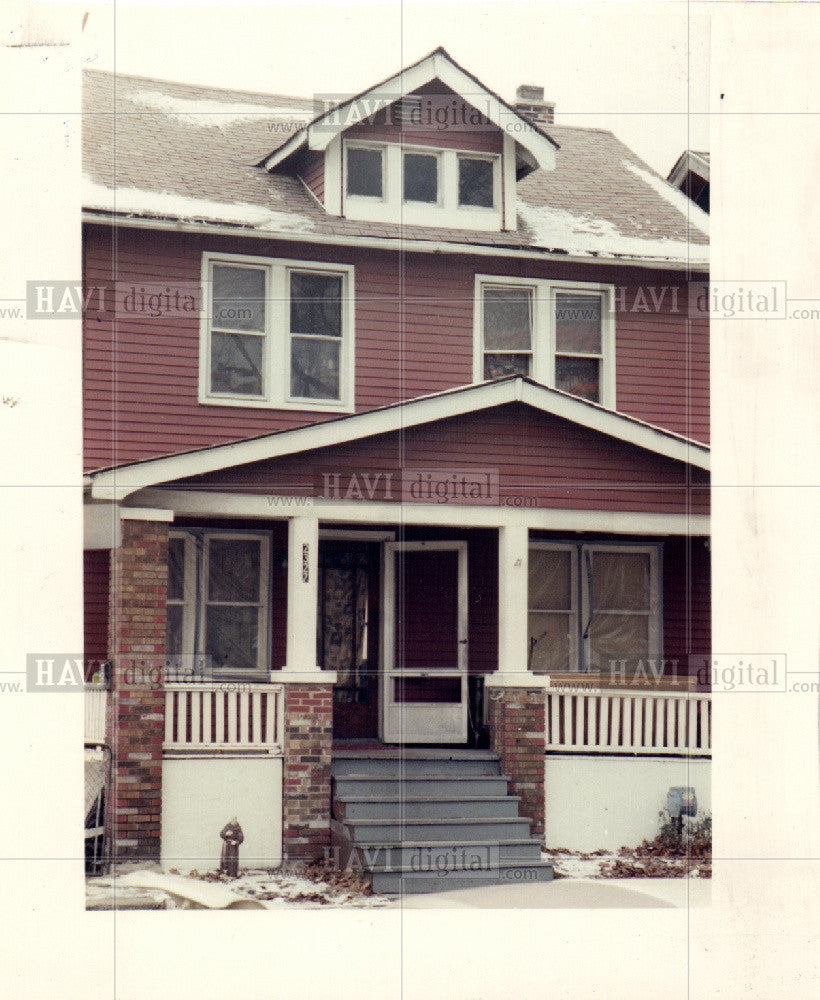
[{"x1": 392, "y1": 877, "x2": 711, "y2": 909}]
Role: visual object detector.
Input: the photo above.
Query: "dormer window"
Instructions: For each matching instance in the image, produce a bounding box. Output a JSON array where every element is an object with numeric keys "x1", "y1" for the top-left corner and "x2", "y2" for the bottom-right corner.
[
  {"x1": 338, "y1": 138, "x2": 504, "y2": 230},
  {"x1": 458, "y1": 155, "x2": 495, "y2": 209},
  {"x1": 346, "y1": 144, "x2": 384, "y2": 199},
  {"x1": 403, "y1": 151, "x2": 439, "y2": 204}
]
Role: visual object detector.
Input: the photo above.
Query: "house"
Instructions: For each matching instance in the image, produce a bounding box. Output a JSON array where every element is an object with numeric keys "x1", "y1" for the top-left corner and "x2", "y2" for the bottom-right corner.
[
  {"x1": 667, "y1": 149, "x2": 710, "y2": 213},
  {"x1": 82, "y1": 48, "x2": 711, "y2": 890}
]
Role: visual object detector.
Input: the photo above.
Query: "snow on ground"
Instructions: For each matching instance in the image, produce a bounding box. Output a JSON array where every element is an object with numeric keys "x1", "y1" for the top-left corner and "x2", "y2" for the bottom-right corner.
[
  {"x1": 82, "y1": 177, "x2": 316, "y2": 232},
  {"x1": 129, "y1": 90, "x2": 312, "y2": 128},
  {"x1": 87, "y1": 865, "x2": 393, "y2": 910},
  {"x1": 518, "y1": 200, "x2": 708, "y2": 265},
  {"x1": 542, "y1": 850, "x2": 711, "y2": 880}
]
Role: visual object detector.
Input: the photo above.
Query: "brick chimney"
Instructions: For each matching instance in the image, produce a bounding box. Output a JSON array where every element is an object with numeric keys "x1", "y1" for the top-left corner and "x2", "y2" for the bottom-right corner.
[{"x1": 514, "y1": 84, "x2": 555, "y2": 125}]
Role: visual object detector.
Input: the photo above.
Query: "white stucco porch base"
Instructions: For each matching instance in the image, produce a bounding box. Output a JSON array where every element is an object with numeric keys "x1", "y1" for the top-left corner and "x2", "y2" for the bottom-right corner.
[
  {"x1": 161, "y1": 756, "x2": 283, "y2": 873},
  {"x1": 544, "y1": 754, "x2": 711, "y2": 853}
]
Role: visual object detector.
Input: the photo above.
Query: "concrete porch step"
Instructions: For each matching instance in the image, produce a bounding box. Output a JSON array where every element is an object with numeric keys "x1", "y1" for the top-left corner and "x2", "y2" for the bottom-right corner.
[
  {"x1": 340, "y1": 816, "x2": 533, "y2": 843},
  {"x1": 368, "y1": 860, "x2": 554, "y2": 895},
  {"x1": 331, "y1": 751, "x2": 501, "y2": 778},
  {"x1": 347, "y1": 838, "x2": 544, "y2": 868},
  {"x1": 333, "y1": 775, "x2": 510, "y2": 797},
  {"x1": 337, "y1": 795, "x2": 522, "y2": 820}
]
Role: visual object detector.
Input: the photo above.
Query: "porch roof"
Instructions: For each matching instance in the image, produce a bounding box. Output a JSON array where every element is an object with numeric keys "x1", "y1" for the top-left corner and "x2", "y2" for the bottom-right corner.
[{"x1": 89, "y1": 377, "x2": 710, "y2": 502}]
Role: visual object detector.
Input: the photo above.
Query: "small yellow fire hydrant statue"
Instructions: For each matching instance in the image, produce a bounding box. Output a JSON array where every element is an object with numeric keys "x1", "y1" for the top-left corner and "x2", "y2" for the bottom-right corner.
[{"x1": 219, "y1": 817, "x2": 244, "y2": 878}]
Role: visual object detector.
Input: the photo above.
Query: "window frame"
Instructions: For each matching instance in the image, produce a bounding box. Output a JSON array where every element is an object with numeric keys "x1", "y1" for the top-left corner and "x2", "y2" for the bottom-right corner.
[
  {"x1": 344, "y1": 141, "x2": 386, "y2": 202},
  {"x1": 474, "y1": 275, "x2": 616, "y2": 408},
  {"x1": 456, "y1": 152, "x2": 500, "y2": 211},
  {"x1": 199, "y1": 252, "x2": 355, "y2": 413},
  {"x1": 527, "y1": 542, "x2": 579, "y2": 673},
  {"x1": 340, "y1": 138, "x2": 503, "y2": 230},
  {"x1": 167, "y1": 528, "x2": 272, "y2": 680},
  {"x1": 402, "y1": 147, "x2": 442, "y2": 206},
  {"x1": 528, "y1": 540, "x2": 662, "y2": 674}
]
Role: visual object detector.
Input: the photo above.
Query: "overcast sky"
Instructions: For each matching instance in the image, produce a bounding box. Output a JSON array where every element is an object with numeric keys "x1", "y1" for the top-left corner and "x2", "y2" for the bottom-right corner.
[{"x1": 82, "y1": 1, "x2": 709, "y2": 176}]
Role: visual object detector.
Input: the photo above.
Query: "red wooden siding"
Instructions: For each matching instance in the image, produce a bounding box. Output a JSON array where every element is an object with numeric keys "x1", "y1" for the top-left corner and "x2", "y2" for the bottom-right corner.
[
  {"x1": 175, "y1": 404, "x2": 710, "y2": 516},
  {"x1": 295, "y1": 149, "x2": 325, "y2": 203},
  {"x1": 662, "y1": 535, "x2": 711, "y2": 677},
  {"x1": 83, "y1": 225, "x2": 708, "y2": 470},
  {"x1": 83, "y1": 549, "x2": 110, "y2": 675}
]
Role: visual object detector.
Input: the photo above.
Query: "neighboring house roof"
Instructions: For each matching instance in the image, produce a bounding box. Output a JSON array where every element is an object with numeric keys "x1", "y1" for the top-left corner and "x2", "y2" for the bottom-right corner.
[
  {"x1": 88, "y1": 376, "x2": 710, "y2": 500},
  {"x1": 668, "y1": 149, "x2": 710, "y2": 186},
  {"x1": 82, "y1": 56, "x2": 709, "y2": 268}
]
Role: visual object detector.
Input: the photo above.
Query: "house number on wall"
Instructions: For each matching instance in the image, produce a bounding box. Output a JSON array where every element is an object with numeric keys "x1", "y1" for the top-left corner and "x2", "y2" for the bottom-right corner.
[{"x1": 302, "y1": 543, "x2": 309, "y2": 582}]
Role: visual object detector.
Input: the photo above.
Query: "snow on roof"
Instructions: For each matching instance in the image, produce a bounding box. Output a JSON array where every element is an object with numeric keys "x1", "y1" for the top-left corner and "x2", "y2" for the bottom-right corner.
[
  {"x1": 83, "y1": 177, "x2": 316, "y2": 232},
  {"x1": 623, "y1": 160, "x2": 709, "y2": 236},
  {"x1": 130, "y1": 89, "x2": 313, "y2": 128},
  {"x1": 82, "y1": 68, "x2": 709, "y2": 266}
]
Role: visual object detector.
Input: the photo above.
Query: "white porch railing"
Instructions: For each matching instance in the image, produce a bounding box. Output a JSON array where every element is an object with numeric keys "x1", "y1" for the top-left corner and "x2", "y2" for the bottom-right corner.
[
  {"x1": 545, "y1": 689, "x2": 711, "y2": 756},
  {"x1": 84, "y1": 685, "x2": 108, "y2": 744},
  {"x1": 163, "y1": 683, "x2": 284, "y2": 754}
]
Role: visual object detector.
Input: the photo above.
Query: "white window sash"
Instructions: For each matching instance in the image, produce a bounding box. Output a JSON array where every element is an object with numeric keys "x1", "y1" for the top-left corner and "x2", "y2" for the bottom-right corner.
[
  {"x1": 474, "y1": 275, "x2": 616, "y2": 408},
  {"x1": 199, "y1": 252, "x2": 355, "y2": 413},
  {"x1": 167, "y1": 529, "x2": 271, "y2": 677},
  {"x1": 528, "y1": 541, "x2": 661, "y2": 673}
]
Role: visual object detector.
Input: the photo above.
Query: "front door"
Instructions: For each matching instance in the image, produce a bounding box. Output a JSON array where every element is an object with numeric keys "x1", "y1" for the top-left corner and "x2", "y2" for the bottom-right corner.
[
  {"x1": 318, "y1": 540, "x2": 380, "y2": 740},
  {"x1": 382, "y1": 541, "x2": 468, "y2": 744}
]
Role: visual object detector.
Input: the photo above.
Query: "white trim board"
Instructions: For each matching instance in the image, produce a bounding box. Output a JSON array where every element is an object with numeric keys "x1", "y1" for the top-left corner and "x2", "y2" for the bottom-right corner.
[
  {"x1": 123, "y1": 489, "x2": 711, "y2": 536},
  {"x1": 90, "y1": 377, "x2": 709, "y2": 501}
]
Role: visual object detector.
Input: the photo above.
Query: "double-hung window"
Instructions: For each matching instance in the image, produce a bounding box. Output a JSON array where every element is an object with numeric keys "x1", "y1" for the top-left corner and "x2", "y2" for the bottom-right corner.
[
  {"x1": 475, "y1": 277, "x2": 615, "y2": 407},
  {"x1": 167, "y1": 530, "x2": 271, "y2": 678},
  {"x1": 201, "y1": 253, "x2": 354, "y2": 411},
  {"x1": 528, "y1": 542, "x2": 661, "y2": 673}
]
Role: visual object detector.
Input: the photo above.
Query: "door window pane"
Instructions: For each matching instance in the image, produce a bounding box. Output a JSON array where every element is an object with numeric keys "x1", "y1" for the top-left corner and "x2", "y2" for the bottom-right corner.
[
  {"x1": 459, "y1": 157, "x2": 494, "y2": 207},
  {"x1": 404, "y1": 152, "x2": 438, "y2": 203},
  {"x1": 347, "y1": 147, "x2": 383, "y2": 198}
]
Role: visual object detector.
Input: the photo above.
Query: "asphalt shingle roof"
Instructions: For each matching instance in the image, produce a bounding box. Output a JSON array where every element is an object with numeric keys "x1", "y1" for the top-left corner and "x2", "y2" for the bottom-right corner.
[{"x1": 82, "y1": 68, "x2": 709, "y2": 265}]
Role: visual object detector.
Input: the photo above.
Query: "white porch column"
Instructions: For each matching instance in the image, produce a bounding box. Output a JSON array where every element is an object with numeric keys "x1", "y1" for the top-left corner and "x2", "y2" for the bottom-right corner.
[
  {"x1": 496, "y1": 524, "x2": 530, "y2": 679},
  {"x1": 284, "y1": 514, "x2": 320, "y2": 674}
]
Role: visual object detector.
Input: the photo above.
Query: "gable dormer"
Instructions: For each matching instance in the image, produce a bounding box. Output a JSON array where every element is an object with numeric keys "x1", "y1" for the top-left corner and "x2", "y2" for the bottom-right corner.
[{"x1": 261, "y1": 48, "x2": 558, "y2": 232}]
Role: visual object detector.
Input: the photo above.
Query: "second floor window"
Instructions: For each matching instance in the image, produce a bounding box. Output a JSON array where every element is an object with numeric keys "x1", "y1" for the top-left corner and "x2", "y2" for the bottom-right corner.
[
  {"x1": 475, "y1": 276, "x2": 616, "y2": 407},
  {"x1": 200, "y1": 253, "x2": 354, "y2": 412}
]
